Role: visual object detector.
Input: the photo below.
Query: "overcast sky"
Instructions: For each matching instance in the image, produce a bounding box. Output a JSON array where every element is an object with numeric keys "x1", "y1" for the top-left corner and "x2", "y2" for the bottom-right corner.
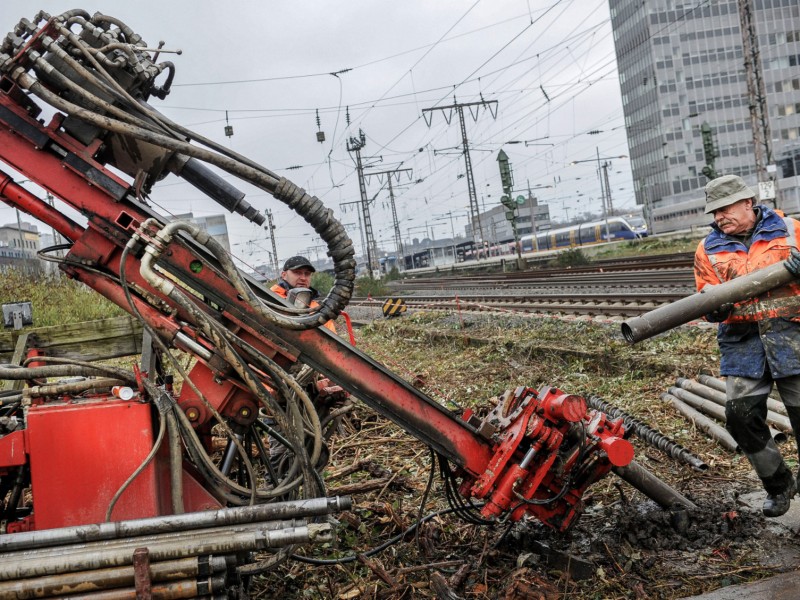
[{"x1": 1, "y1": 0, "x2": 634, "y2": 269}]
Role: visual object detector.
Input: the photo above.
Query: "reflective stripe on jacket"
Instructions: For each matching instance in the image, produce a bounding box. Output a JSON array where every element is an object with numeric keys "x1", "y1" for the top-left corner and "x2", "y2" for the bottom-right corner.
[{"x1": 694, "y1": 205, "x2": 800, "y2": 378}]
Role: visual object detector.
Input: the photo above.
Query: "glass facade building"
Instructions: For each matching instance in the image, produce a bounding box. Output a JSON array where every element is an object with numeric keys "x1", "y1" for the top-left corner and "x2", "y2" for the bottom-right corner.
[{"x1": 609, "y1": 0, "x2": 800, "y2": 232}]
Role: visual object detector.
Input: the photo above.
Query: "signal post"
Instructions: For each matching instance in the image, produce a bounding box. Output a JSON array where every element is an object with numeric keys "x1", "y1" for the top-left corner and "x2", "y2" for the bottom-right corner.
[{"x1": 497, "y1": 150, "x2": 525, "y2": 270}]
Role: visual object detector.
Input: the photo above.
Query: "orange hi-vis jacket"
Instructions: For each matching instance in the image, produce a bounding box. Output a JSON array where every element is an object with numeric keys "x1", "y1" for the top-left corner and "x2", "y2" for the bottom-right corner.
[
  {"x1": 270, "y1": 281, "x2": 337, "y2": 333},
  {"x1": 694, "y1": 205, "x2": 800, "y2": 378}
]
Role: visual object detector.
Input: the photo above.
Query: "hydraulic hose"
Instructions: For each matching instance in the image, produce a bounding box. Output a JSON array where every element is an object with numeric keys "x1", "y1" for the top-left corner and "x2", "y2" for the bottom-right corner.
[
  {"x1": 12, "y1": 66, "x2": 355, "y2": 325},
  {"x1": 0, "y1": 365, "x2": 133, "y2": 382}
]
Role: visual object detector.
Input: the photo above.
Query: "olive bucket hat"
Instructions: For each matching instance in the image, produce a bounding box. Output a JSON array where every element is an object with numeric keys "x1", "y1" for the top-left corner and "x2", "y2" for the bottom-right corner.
[{"x1": 704, "y1": 175, "x2": 756, "y2": 214}]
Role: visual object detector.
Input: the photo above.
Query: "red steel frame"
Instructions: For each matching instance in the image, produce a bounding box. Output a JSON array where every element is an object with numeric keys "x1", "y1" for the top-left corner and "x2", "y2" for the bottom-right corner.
[
  {"x1": 0, "y1": 88, "x2": 493, "y2": 472},
  {"x1": 0, "y1": 74, "x2": 631, "y2": 531}
]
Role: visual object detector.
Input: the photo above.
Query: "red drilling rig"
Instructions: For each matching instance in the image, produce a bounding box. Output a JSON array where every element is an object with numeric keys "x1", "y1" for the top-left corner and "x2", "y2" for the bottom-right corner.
[{"x1": 0, "y1": 11, "x2": 645, "y2": 597}]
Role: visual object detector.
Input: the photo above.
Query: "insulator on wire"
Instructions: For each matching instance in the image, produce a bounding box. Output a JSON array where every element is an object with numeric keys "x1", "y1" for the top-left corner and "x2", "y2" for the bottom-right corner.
[
  {"x1": 315, "y1": 109, "x2": 325, "y2": 143},
  {"x1": 224, "y1": 110, "x2": 233, "y2": 138}
]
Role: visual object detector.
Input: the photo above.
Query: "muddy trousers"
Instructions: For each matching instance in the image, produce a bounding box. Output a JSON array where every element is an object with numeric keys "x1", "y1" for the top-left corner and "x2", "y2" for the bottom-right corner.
[{"x1": 726, "y1": 374, "x2": 800, "y2": 495}]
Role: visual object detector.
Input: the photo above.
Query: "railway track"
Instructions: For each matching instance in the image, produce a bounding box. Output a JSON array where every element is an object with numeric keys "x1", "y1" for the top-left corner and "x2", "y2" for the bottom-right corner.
[
  {"x1": 388, "y1": 252, "x2": 695, "y2": 292},
  {"x1": 350, "y1": 292, "x2": 686, "y2": 318},
  {"x1": 352, "y1": 252, "x2": 698, "y2": 320}
]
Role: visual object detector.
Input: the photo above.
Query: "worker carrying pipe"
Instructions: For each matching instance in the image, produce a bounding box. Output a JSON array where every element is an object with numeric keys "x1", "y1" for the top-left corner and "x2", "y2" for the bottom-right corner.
[{"x1": 625, "y1": 175, "x2": 800, "y2": 517}]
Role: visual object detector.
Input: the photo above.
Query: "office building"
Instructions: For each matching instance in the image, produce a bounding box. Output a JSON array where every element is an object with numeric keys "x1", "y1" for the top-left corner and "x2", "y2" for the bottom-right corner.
[
  {"x1": 610, "y1": 0, "x2": 800, "y2": 232},
  {"x1": 467, "y1": 201, "x2": 552, "y2": 243},
  {"x1": 172, "y1": 213, "x2": 231, "y2": 253}
]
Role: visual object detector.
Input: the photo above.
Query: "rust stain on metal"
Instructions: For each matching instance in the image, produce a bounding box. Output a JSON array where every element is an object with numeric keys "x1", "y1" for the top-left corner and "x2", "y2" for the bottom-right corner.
[{"x1": 133, "y1": 547, "x2": 152, "y2": 600}]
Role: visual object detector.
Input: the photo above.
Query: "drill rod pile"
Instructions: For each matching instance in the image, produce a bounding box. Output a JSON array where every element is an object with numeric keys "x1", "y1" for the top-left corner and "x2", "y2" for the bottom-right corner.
[
  {"x1": 667, "y1": 378, "x2": 787, "y2": 443},
  {"x1": 662, "y1": 376, "x2": 795, "y2": 454},
  {"x1": 0, "y1": 497, "x2": 349, "y2": 599}
]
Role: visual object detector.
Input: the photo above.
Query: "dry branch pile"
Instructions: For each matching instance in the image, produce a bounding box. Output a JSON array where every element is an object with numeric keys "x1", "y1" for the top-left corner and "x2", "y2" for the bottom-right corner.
[{"x1": 252, "y1": 311, "x2": 800, "y2": 599}]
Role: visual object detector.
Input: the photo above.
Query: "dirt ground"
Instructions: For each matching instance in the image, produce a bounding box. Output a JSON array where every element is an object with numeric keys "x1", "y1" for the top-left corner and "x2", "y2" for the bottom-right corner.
[{"x1": 252, "y1": 311, "x2": 800, "y2": 599}]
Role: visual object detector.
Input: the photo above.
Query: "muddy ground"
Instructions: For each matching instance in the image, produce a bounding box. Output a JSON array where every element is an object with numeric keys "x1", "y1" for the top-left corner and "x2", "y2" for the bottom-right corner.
[{"x1": 252, "y1": 311, "x2": 800, "y2": 599}]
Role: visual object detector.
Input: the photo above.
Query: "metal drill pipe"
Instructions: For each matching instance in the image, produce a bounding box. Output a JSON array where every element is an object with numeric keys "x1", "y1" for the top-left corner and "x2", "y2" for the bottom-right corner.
[
  {"x1": 44, "y1": 576, "x2": 225, "y2": 600},
  {"x1": 697, "y1": 374, "x2": 788, "y2": 417},
  {"x1": 0, "y1": 524, "x2": 330, "y2": 582},
  {"x1": 23, "y1": 377, "x2": 126, "y2": 398},
  {"x1": 586, "y1": 395, "x2": 708, "y2": 471},
  {"x1": 612, "y1": 460, "x2": 697, "y2": 509},
  {"x1": 0, "y1": 497, "x2": 350, "y2": 553},
  {"x1": 621, "y1": 259, "x2": 796, "y2": 343},
  {"x1": 668, "y1": 387, "x2": 727, "y2": 422},
  {"x1": 0, "y1": 556, "x2": 227, "y2": 599},
  {"x1": 2, "y1": 520, "x2": 300, "y2": 561},
  {"x1": 661, "y1": 393, "x2": 739, "y2": 453},
  {"x1": 676, "y1": 378, "x2": 793, "y2": 433},
  {"x1": 668, "y1": 386, "x2": 786, "y2": 444}
]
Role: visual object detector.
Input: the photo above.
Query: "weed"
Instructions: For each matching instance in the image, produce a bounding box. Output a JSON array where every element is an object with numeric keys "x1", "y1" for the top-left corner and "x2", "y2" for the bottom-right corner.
[
  {"x1": 0, "y1": 269, "x2": 123, "y2": 328},
  {"x1": 310, "y1": 271, "x2": 333, "y2": 295},
  {"x1": 554, "y1": 248, "x2": 589, "y2": 267},
  {"x1": 354, "y1": 276, "x2": 388, "y2": 297}
]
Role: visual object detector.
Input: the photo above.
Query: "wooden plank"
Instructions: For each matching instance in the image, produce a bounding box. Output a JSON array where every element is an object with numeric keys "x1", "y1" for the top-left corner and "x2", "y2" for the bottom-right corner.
[
  {"x1": 2, "y1": 333, "x2": 30, "y2": 391},
  {"x1": 0, "y1": 315, "x2": 143, "y2": 363}
]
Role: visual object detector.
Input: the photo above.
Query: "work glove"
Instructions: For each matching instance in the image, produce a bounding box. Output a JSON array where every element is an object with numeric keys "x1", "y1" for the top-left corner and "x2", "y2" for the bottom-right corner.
[
  {"x1": 704, "y1": 303, "x2": 733, "y2": 323},
  {"x1": 785, "y1": 248, "x2": 800, "y2": 277}
]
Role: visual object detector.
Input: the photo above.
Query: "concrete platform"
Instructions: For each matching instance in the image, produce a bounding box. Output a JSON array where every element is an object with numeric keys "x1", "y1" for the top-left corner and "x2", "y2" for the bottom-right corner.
[{"x1": 679, "y1": 570, "x2": 799, "y2": 599}]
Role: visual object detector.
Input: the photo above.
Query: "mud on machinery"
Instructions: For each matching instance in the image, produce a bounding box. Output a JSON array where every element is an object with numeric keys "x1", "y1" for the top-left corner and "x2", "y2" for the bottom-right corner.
[{"x1": 0, "y1": 10, "x2": 685, "y2": 598}]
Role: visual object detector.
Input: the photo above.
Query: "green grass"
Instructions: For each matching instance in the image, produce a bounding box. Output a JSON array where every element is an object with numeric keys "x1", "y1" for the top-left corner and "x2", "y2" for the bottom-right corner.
[
  {"x1": 0, "y1": 269, "x2": 123, "y2": 328},
  {"x1": 591, "y1": 234, "x2": 704, "y2": 260}
]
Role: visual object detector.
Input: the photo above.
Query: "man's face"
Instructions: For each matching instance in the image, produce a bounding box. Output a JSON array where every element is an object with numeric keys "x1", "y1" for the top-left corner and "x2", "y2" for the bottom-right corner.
[
  {"x1": 712, "y1": 199, "x2": 756, "y2": 235},
  {"x1": 282, "y1": 267, "x2": 313, "y2": 289}
]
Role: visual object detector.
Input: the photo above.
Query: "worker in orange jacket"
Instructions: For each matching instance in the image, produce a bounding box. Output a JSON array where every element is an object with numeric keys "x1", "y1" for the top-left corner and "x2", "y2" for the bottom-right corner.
[
  {"x1": 694, "y1": 174, "x2": 800, "y2": 517},
  {"x1": 270, "y1": 255, "x2": 336, "y2": 333},
  {"x1": 269, "y1": 256, "x2": 347, "y2": 444}
]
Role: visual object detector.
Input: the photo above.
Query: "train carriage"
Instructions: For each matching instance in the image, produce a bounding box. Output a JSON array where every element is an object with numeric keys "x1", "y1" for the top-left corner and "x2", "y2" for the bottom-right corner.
[{"x1": 520, "y1": 216, "x2": 647, "y2": 252}]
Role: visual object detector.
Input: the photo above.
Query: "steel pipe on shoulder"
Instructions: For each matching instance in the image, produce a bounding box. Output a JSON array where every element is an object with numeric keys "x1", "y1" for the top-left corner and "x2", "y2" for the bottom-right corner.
[{"x1": 621, "y1": 260, "x2": 795, "y2": 343}]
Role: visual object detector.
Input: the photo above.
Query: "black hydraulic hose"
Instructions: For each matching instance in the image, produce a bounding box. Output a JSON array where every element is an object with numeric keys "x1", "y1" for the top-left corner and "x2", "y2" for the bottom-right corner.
[
  {"x1": 8, "y1": 11, "x2": 356, "y2": 317},
  {"x1": 21, "y1": 356, "x2": 135, "y2": 382},
  {"x1": 117, "y1": 244, "x2": 265, "y2": 505},
  {"x1": 25, "y1": 377, "x2": 126, "y2": 398},
  {"x1": 17, "y1": 75, "x2": 356, "y2": 325},
  {"x1": 285, "y1": 507, "x2": 467, "y2": 568},
  {"x1": 2, "y1": 467, "x2": 27, "y2": 522},
  {"x1": 135, "y1": 221, "x2": 324, "y2": 493},
  {"x1": 586, "y1": 395, "x2": 708, "y2": 472},
  {"x1": 0, "y1": 364, "x2": 133, "y2": 381},
  {"x1": 89, "y1": 14, "x2": 144, "y2": 48}
]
